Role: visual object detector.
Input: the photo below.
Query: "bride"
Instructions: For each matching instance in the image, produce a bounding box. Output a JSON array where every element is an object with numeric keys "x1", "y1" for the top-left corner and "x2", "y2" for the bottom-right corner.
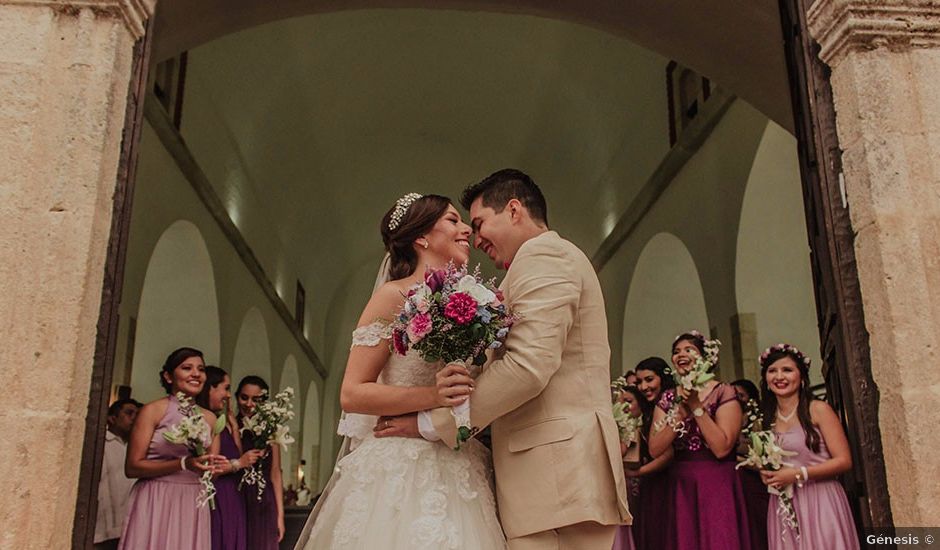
[{"x1": 294, "y1": 193, "x2": 507, "y2": 549}]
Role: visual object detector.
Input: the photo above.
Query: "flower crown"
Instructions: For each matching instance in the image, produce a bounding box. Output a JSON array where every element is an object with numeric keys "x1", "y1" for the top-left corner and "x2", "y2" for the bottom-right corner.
[
  {"x1": 387, "y1": 193, "x2": 423, "y2": 231},
  {"x1": 673, "y1": 330, "x2": 721, "y2": 366},
  {"x1": 759, "y1": 343, "x2": 811, "y2": 368}
]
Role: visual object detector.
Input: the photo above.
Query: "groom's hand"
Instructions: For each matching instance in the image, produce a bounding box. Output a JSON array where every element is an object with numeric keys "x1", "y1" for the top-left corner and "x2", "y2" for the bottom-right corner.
[
  {"x1": 374, "y1": 414, "x2": 420, "y2": 439},
  {"x1": 436, "y1": 363, "x2": 474, "y2": 407}
]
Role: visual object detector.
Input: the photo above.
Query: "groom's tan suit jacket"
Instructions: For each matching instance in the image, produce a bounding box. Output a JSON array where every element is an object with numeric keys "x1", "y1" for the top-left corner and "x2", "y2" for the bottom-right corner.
[{"x1": 430, "y1": 231, "x2": 631, "y2": 540}]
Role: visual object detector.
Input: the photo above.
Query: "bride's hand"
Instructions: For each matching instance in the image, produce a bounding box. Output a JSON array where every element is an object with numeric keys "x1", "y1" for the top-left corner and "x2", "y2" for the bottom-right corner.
[
  {"x1": 435, "y1": 363, "x2": 474, "y2": 408},
  {"x1": 374, "y1": 414, "x2": 420, "y2": 439}
]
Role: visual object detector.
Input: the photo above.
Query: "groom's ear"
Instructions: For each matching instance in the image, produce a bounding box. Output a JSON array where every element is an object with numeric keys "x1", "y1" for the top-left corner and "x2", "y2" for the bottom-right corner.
[{"x1": 507, "y1": 198, "x2": 524, "y2": 223}]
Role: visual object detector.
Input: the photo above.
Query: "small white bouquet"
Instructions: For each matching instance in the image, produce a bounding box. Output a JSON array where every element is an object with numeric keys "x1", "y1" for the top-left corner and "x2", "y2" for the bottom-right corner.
[
  {"x1": 239, "y1": 387, "x2": 295, "y2": 500},
  {"x1": 612, "y1": 401, "x2": 643, "y2": 447},
  {"x1": 163, "y1": 393, "x2": 225, "y2": 508},
  {"x1": 656, "y1": 336, "x2": 719, "y2": 436},
  {"x1": 736, "y1": 430, "x2": 801, "y2": 538}
]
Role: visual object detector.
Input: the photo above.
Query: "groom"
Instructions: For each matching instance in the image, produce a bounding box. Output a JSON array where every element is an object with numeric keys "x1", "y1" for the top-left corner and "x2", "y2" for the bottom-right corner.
[{"x1": 376, "y1": 169, "x2": 630, "y2": 549}]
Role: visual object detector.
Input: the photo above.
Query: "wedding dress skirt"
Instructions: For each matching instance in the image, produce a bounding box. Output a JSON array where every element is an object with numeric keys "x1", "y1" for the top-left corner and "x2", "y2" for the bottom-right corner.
[{"x1": 295, "y1": 323, "x2": 506, "y2": 549}]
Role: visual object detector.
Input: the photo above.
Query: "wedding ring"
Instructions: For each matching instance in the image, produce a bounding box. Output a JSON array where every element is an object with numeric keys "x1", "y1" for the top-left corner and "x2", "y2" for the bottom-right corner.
[{"x1": 384, "y1": 420, "x2": 391, "y2": 429}]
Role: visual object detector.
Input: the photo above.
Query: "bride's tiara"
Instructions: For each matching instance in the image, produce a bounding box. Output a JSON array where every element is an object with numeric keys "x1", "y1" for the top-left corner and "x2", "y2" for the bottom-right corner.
[{"x1": 388, "y1": 193, "x2": 423, "y2": 231}]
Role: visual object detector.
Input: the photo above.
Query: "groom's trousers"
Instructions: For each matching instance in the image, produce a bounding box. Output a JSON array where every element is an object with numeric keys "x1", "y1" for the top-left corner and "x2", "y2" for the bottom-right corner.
[{"x1": 507, "y1": 521, "x2": 617, "y2": 550}]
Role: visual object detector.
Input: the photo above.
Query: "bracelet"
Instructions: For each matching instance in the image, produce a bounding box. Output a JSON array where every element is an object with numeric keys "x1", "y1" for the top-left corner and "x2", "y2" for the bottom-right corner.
[
  {"x1": 180, "y1": 456, "x2": 187, "y2": 472},
  {"x1": 800, "y1": 466, "x2": 809, "y2": 485},
  {"x1": 229, "y1": 459, "x2": 241, "y2": 472}
]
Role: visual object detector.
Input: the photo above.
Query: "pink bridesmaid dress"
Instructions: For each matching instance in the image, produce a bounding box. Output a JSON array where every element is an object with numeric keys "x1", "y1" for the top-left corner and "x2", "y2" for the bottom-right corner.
[{"x1": 119, "y1": 394, "x2": 212, "y2": 550}]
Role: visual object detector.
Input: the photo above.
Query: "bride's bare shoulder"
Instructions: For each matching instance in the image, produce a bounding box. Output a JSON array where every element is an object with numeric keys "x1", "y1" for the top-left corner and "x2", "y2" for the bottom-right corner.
[{"x1": 357, "y1": 281, "x2": 408, "y2": 325}]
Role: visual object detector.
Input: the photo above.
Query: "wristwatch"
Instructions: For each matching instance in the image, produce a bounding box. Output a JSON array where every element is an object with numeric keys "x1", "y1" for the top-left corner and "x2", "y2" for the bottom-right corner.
[{"x1": 692, "y1": 407, "x2": 704, "y2": 417}]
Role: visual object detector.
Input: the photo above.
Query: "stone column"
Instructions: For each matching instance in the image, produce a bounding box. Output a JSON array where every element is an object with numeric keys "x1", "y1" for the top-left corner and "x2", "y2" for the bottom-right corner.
[
  {"x1": 808, "y1": 0, "x2": 940, "y2": 526},
  {"x1": 0, "y1": 1, "x2": 152, "y2": 547}
]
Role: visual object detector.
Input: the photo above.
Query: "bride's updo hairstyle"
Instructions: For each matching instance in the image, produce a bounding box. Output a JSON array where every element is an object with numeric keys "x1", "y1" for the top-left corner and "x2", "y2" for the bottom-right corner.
[{"x1": 380, "y1": 193, "x2": 452, "y2": 280}]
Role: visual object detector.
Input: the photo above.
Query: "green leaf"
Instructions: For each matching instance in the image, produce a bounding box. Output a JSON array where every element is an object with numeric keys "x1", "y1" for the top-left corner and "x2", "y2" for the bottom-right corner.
[{"x1": 213, "y1": 412, "x2": 227, "y2": 436}]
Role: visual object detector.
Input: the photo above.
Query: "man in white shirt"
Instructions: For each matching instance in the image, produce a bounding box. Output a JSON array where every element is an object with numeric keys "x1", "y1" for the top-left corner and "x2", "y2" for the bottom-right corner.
[{"x1": 94, "y1": 398, "x2": 141, "y2": 550}]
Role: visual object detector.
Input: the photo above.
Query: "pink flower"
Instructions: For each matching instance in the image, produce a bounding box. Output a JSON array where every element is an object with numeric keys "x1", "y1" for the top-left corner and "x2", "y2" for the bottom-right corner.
[
  {"x1": 406, "y1": 313, "x2": 433, "y2": 343},
  {"x1": 444, "y1": 292, "x2": 478, "y2": 325},
  {"x1": 392, "y1": 329, "x2": 408, "y2": 356}
]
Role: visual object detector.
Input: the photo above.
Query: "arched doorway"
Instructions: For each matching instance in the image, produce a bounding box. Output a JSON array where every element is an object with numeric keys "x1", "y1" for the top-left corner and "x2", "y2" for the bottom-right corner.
[
  {"x1": 73, "y1": 3, "x2": 891, "y2": 546},
  {"x1": 131, "y1": 220, "x2": 221, "y2": 403},
  {"x1": 622, "y1": 233, "x2": 710, "y2": 374}
]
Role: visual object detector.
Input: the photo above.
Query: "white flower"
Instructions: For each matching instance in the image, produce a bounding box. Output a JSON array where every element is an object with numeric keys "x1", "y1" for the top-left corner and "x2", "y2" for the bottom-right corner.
[
  {"x1": 412, "y1": 284, "x2": 433, "y2": 313},
  {"x1": 271, "y1": 424, "x2": 295, "y2": 450},
  {"x1": 456, "y1": 275, "x2": 495, "y2": 305}
]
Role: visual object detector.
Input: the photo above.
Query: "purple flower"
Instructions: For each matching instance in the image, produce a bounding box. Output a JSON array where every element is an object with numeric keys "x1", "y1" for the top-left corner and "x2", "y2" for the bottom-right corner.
[
  {"x1": 444, "y1": 292, "x2": 478, "y2": 325},
  {"x1": 424, "y1": 269, "x2": 446, "y2": 293}
]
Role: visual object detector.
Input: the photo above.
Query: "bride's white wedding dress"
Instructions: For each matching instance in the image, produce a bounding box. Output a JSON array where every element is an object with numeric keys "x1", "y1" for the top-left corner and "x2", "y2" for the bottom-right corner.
[{"x1": 295, "y1": 323, "x2": 507, "y2": 549}]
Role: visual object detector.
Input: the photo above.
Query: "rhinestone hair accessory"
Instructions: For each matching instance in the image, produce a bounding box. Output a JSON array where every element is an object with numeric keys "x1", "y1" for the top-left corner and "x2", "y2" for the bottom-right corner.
[
  {"x1": 387, "y1": 193, "x2": 423, "y2": 231},
  {"x1": 760, "y1": 343, "x2": 811, "y2": 369}
]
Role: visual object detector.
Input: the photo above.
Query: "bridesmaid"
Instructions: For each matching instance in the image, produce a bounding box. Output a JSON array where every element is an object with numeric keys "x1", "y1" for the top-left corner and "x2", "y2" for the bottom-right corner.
[
  {"x1": 758, "y1": 344, "x2": 860, "y2": 549},
  {"x1": 611, "y1": 380, "x2": 644, "y2": 550},
  {"x1": 120, "y1": 348, "x2": 225, "y2": 550},
  {"x1": 196, "y1": 367, "x2": 264, "y2": 550},
  {"x1": 236, "y1": 376, "x2": 285, "y2": 549},
  {"x1": 629, "y1": 357, "x2": 675, "y2": 550},
  {"x1": 649, "y1": 332, "x2": 751, "y2": 550},
  {"x1": 732, "y1": 378, "x2": 770, "y2": 550}
]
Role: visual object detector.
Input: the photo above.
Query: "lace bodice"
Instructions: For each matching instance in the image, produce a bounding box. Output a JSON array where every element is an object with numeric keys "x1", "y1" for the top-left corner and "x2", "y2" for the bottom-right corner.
[
  {"x1": 350, "y1": 322, "x2": 440, "y2": 387},
  {"x1": 338, "y1": 323, "x2": 442, "y2": 441}
]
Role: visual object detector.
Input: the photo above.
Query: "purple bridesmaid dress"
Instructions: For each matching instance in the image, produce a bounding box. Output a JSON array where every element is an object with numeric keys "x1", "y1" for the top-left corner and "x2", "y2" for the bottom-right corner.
[
  {"x1": 659, "y1": 384, "x2": 752, "y2": 550},
  {"x1": 211, "y1": 427, "x2": 247, "y2": 550},
  {"x1": 119, "y1": 394, "x2": 212, "y2": 550},
  {"x1": 767, "y1": 425, "x2": 860, "y2": 549},
  {"x1": 242, "y1": 431, "x2": 279, "y2": 550}
]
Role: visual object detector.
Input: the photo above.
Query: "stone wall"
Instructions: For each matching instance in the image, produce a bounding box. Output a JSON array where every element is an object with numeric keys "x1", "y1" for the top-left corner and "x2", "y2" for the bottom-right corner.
[
  {"x1": 809, "y1": 0, "x2": 940, "y2": 526},
  {"x1": 0, "y1": 1, "x2": 152, "y2": 547}
]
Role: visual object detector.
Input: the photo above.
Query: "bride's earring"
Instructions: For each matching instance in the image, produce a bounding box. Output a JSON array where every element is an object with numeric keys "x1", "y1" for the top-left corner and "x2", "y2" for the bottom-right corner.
[{"x1": 421, "y1": 239, "x2": 429, "y2": 249}]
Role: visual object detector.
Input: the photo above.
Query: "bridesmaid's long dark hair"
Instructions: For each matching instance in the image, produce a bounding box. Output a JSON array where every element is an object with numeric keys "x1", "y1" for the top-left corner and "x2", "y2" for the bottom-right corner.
[
  {"x1": 759, "y1": 349, "x2": 821, "y2": 453},
  {"x1": 633, "y1": 356, "x2": 675, "y2": 461}
]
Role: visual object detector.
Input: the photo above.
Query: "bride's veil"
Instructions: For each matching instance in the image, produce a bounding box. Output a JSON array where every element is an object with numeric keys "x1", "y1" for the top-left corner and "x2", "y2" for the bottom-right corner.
[{"x1": 293, "y1": 253, "x2": 391, "y2": 549}]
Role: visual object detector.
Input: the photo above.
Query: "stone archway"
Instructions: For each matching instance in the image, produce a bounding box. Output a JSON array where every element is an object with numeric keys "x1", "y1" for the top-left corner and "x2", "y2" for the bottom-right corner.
[
  {"x1": 7, "y1": 2, "x2": 925, "y2": 547},
  {"x1": 131, "y1": 220, "x2": 222, "y2": 403},
  {"x1": 734, "y1": 122, "x2": 818, "y2": 384},
  {"x1": 622, "y1": 232, "x2": 710, "y2": 374}
]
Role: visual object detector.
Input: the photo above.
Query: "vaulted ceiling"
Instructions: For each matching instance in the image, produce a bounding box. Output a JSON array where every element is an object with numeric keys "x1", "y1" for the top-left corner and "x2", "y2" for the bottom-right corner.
[{"x1": 158, "y1": 5, "x2": 791, "y2": 360}]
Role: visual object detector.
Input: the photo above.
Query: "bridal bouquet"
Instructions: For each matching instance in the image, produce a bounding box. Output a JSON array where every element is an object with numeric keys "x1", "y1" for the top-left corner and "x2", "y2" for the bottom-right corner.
[
  {"x1": 391, "y1": 262, "x2": 518, "y2": 449},
  {"x1": 736, "y1": 430, "x2": 800, "y2": 538},
  {"x1": 240, "y1": 387, "x2": 296, "y2": 500},
  {"x1": 163, "y1": 393, "x2": 226, "y2": 508},
  {"x1": 655, "y1": 335, "x2": 720, "y2": 436}
]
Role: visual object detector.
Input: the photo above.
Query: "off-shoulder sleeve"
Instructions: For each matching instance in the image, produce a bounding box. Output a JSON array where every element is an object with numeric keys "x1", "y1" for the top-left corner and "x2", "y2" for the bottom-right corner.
[{"x1": 350, "y1": 321, "x2": 392, "y2": 349}]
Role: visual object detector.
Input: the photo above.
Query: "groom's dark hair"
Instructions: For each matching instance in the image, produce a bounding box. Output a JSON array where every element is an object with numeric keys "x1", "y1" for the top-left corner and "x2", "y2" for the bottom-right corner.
[{"x1": 460, "y1": 168, "x2": 548, "y2": 225}]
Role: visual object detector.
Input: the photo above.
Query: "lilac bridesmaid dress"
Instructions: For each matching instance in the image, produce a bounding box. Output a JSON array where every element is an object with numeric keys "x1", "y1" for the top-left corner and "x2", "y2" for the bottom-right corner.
[
  {"x1": 211, "y1": 427, "x2": 247, "y2": 550},
  {"x1": 119, "y1": 394, "x2": 212, "y2": 550},
  {"x1": 659, "y1": 384, "x2": 752, "y2": 550},
  {"x1": 767, "y1": 425, "x2": 860, "y2": 549}
]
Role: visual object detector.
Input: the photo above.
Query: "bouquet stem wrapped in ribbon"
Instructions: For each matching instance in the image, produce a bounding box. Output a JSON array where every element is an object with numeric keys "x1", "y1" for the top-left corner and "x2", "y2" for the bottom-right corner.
[
  {"x1": 163, "y1": 393, "x2": 226, "y2": 509},
  {"x1": 239, "y1": 387, "x2": 296, "y2": 500},
  {"x1": 736, "y1": 430, "x2": 801, "y2": 539},
  {"x1": 391, "y1": 263, "x2": 518, "y2": 449}
]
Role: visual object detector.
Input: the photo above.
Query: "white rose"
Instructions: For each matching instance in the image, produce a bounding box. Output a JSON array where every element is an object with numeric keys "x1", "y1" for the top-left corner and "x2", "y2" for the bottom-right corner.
[{"x1": 456, "y1": 275, "x2": 495, "y2": 305}]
